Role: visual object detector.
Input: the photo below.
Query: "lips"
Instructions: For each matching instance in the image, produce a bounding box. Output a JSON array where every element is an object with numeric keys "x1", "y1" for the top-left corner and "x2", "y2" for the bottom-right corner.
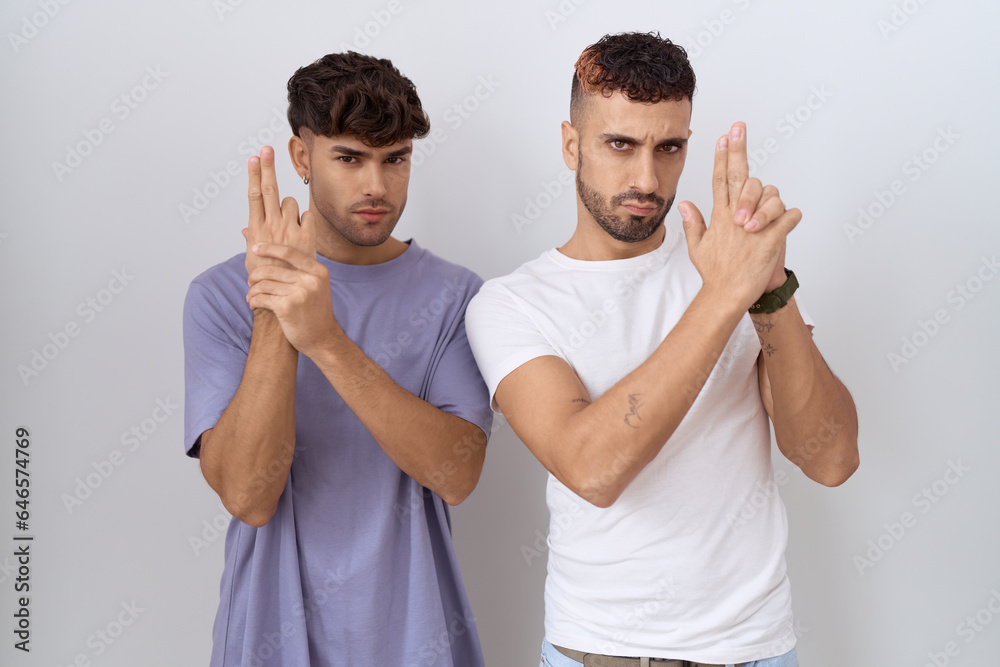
[
  {"x1": 355, "y1": 208, "x2": 389, "y2": 222},
  {"x1": 622, "y1": 203, "x2": 657, "y2": 215}
]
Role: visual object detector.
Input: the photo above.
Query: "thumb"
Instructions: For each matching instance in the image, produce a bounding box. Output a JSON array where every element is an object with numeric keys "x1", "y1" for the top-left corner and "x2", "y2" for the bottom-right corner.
[{"x1": 679, "y1": 201, "x2": 706, "y2": 254}]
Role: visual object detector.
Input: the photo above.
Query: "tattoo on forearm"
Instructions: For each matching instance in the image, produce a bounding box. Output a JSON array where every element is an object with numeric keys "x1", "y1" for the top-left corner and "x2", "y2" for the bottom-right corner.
[
  {"x1": 572, "y1": 398, "x2": 591, "y2": 405},
  {"x1": 624, "y1": 394, "x2": 644, "y2": 428},
  {"x1": 755, "y1": 319, "x2": 776, "y2": 355},
  {"x1": 754, "y1": 319, "x2": 774, "y2": 334}
]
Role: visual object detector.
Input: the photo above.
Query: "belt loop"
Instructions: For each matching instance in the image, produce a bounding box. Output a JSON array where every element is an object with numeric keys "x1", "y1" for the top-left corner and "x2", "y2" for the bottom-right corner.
[{"x1": 640, "y1": 659, "x2": 650, "y2": 667}]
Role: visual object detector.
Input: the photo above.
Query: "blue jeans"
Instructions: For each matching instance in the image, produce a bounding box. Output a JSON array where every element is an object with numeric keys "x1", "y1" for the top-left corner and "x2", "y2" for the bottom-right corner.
[{"x1": 539, "y1": 639, "x2": 799, "y2": 667}]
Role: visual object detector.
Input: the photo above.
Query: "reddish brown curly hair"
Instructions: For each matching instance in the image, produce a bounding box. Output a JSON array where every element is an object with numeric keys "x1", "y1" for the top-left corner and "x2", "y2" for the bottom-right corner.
[{"x1": 571, "y1": 32, "x2": 696, "y2": 124}]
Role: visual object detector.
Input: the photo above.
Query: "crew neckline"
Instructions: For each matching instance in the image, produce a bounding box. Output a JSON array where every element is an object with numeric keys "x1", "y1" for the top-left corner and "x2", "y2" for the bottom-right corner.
[{"x1": 315, "y1": 238, "x2": 423, "y2": 282}]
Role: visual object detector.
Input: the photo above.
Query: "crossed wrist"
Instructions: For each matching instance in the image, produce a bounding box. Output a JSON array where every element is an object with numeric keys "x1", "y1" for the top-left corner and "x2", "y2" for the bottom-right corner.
[{"x1": 749, "y1": 269, "x2": 797, "y2": 315}]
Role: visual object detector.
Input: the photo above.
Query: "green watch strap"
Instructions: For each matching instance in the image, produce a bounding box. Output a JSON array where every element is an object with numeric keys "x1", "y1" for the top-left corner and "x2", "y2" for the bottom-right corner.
[{"x1": 748, "y1": 269, "x2": 798, "y2": 314}]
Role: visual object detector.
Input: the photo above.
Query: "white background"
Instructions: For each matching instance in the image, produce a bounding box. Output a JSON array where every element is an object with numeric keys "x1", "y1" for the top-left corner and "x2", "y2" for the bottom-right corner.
[{"x1": 2, "y1": 0, "x2": 999, "y2": 665}]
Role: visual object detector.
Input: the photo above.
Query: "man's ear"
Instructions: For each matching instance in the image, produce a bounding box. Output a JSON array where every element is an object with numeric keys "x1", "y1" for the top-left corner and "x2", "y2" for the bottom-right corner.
[
  {"x1": 561, "y1": 120, "x2": 579, "y2": 172},
  {"x1": 288, "y1": 134, "x2": 310, "y2": 182}
]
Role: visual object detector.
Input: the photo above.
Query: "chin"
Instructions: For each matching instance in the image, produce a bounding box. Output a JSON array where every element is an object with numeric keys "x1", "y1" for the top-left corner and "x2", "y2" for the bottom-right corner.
[
  {"x1": 344, "y1": 224, "x2": 397, "y2": 248},
  {"x1": 603, "y1": 216, "x2": 663, "y2": 244}
]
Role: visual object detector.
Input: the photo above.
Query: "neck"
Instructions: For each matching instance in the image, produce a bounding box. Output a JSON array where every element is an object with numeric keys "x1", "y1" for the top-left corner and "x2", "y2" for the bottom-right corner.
[
  {"x1": 558, "y1": 204, "x2": 666, "y2": 261},
  {"x1": 315, "y1": 230, "x2": 409, "y2": 266}
]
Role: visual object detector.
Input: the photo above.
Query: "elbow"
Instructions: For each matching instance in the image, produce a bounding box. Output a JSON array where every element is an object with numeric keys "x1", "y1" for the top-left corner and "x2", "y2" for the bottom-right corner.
[
  {"x1": 559, "y1": 434, "x2": 631, "y2": 509},
  {"x1": 439, "y1": 476, "x2": 475, "y2": 506},
  {"x1": 441, "y1": 489, "x2": 470, "y2": 507},
  {"x1": 436, "y1": 434, "x2": 487, "y2": 506},
  {"x1": 209, "y1": 474, "x2": 278, "y2": 527},
  {"x1": 198, "y1": 438, "x2": 279, "y2": 527},
  {"x1": 812, "y1": 443, "x2": 860, "y2": 488},
  {"x1": 222, "y1": 494, "x2": 277, "y2": 527},
  {"x1": 438, "y1": 467, "x2": 483, "y2": 507},
  {"x1": 236, "y1": 508, "x2": 276, "y2": 528},
  {"x1": 565, "y1": 470, "x2": 624, "y2": 509},
  {"x1": 579, "y1": 490, "x2": 619, "y2": 509}
]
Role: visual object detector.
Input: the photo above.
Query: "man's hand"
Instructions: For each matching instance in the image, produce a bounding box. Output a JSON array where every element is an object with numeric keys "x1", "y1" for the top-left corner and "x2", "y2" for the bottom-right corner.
[
  {"x1": 244, "y1": 146, "x2": 316, "y2": 277},
  {"x1": 679, "y1": 122, "x2": 801, "y2": 309},
  {"x1": 246, "y1": 229, "x2": 338, "y2": 358}
]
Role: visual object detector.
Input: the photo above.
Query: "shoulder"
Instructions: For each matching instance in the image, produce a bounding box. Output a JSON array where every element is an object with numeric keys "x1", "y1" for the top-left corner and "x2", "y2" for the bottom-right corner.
[
  {"x1": 184, "y1": 254, "x2": 250, "y2": 323},
  {"x1": 188, "y1": 253, "x2": 248, "y2": 296},
  {"x1": 467, "y1": 251, "x2": 555, "y2": 326},
  {"x1": 405, "y1": 242, "x2": 485, "y2": 304},
  {"x1": 473, "y1": 251, "x2": 554, "y2": 300}
]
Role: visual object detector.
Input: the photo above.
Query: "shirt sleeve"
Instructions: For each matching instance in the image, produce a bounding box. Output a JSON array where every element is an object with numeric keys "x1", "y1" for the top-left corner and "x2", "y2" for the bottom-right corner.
[
  {"x1": 182, "y1": 279, "x2": 252, "y2": 457},
  {"x1": 418, "y1": 273, "x2": 495, "y2": 441},
  {"x1": 465, "y1": 280, "x2": 560, "y2": 413}
]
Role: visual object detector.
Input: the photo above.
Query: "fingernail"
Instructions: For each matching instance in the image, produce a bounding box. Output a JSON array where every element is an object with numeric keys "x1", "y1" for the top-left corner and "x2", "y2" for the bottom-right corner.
[
  {"x1": 731, "y1": 125, "x2": 743, "y2": 141},
  {"x1": 745, "y1": 219, "x2": 759, "y2": 232},
  {"x1": 252, "y1": 243, "x2": 260, "y2": 253},
  {"x1": 679, "y1": 203, "x2": 691, "y2": 220},
  {"x1": 735, "y1": 210, "x2": 748, "y2": 224},
  {"x1": 718, "y1": 136, "x2": 728, "y2": 151}
]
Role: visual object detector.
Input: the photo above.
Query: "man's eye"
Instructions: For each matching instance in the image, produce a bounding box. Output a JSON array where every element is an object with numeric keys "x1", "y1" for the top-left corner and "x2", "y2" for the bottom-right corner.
[
  {"x1": 611, "y1": 140, "x2": 629, "y2": 150},
  {"x1": 387, "y1": 157, "x2": 406, "y2": 164},
  {"x1": 339, "y1": 156, "x2": 357, "y2": 163}
]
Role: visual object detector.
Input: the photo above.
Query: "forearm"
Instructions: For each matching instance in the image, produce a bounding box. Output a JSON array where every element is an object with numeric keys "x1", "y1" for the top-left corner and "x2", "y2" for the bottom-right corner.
[
  {"x1": 562, "y1": 287, "x2": 746, "y2": 506},
  {"x1": 310, "y1": 329, "x2": 486, "y2": 505},
  {"x1": 752, "y1": 296, "x2": 859, "y2": 485},
  {"x1": 200, "y1": 310, "x2": 298, "y2": 525}
]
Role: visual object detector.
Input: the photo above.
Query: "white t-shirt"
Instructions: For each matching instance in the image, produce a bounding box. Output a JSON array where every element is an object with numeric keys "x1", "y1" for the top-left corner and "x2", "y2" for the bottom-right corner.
[{"x1": 465, "y1": 226, "x2": 805, "y2": 663}]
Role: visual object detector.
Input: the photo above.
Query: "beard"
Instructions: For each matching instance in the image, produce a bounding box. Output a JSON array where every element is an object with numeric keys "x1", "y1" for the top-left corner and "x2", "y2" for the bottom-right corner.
[
  {"x1": 312, "y1": 194, "x2": 404, "y2": 248},
  {"x1": 576, "y1": 153, "x2": 673, "y2": 243}
]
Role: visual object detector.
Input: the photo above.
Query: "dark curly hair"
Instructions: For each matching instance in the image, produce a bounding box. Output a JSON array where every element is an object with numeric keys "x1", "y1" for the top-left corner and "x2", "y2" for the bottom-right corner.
[
  {"x1": 570, "y1": 32, "x2": 696, "y2": 124},
  {"x1": 287, "y1": 52, "x2": 430, "y2": 147}
]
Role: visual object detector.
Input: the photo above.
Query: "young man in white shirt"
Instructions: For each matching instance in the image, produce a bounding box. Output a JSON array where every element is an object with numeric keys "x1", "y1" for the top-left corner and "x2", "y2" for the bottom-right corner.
[{"x1": 465, "y1": 32, "x2": 858, "y2": 667}]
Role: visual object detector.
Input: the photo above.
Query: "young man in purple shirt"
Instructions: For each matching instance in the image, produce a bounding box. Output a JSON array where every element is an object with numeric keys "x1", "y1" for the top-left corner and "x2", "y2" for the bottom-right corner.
[{"x1": 182, "y1": 52, "x2": 492, "y2": 666}]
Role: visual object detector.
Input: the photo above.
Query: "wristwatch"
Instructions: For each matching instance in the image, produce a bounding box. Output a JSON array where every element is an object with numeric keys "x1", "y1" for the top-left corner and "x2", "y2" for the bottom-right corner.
[{"x1": 748, "y1": 269, "x2": 797, "y2": 314}]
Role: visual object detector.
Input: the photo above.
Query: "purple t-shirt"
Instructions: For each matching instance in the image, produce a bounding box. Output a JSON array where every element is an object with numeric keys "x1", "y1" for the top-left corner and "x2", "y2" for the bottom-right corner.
[{"x1": 182, "y1": 240, "x2": 492, "y2": 667}]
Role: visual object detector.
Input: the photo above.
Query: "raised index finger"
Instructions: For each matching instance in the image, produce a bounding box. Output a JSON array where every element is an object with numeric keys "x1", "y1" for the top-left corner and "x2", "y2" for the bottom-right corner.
[
  {"x1": 259, "y1": 146, "x2": 282, "y2": 227},
  {"x1": 248, "y1": 155, "x2": 264, "y2": 232},
  {"x1": 727, "y1": 122, "x2": 748, "y2": 206},
  {"x1": 712, "y1": 134, "x2": 730, "y2": 209}
]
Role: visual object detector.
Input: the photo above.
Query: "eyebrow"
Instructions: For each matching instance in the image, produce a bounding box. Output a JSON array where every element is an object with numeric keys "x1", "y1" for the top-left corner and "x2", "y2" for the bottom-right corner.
[
  {"x1": 386, "y1": 145, "x2": 412, "y2": 158},
  {"x1": 329, "y1": 144, "x2": 413, "y2": 158},
  {"x1": 599, "y1": 133, "x2": 688, "y2": 148}
]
